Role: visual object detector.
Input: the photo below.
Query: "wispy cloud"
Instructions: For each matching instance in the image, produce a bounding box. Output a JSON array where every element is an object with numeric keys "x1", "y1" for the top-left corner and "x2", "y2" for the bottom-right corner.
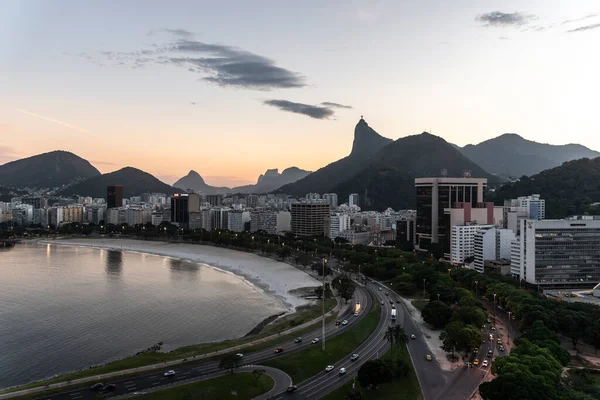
[
  {"x1": 562, "y1": 13, "x2": 598, "y2": 25},
  {"x1": 88, "y1": 36, "x2": 306, "y2": 91},
  {"x1": 91, "y1": 160, "x2": 118, "y2": 166},
  {"x1": 499, "y1": 36, "x2": 511, "y2": 40},
  {"x1": 16, "y1": 109, "x2": 102, "y2": 139},
  {"x1": 476, "y1": 11, "x2": 536, "y2": 27},
  {"x1": 567, "y1": 23, "x2": 600, "y2": 33},
  {"x1": 148, "y1": 28, "x2": 194, "y2": 38},
  {"x1": 320, "y1": 102, "x2": 353, "y2": 109},
  {"x1": 263, "y1": 100, "x2": 339, "y2": 120}
]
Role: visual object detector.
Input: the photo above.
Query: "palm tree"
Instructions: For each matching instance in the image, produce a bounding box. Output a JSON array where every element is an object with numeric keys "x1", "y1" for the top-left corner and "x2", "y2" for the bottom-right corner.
[
  {"x1": 384, "y1": 326, "x2": 396, "y2": 354},
  {"x1": 394, "y1": 325, "x2": 409, "y2": 348}
]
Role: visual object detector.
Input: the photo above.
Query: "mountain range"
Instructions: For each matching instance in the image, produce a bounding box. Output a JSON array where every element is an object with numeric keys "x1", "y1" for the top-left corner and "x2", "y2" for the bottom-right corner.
[
  {"x1": 173, "y1": 167, "x2": 311, "y2": 195},
  {"x1": 455, "y1": 134, "x2": 600, "y2": 178},
  {"x1": 0, "y1": 151, "x2": 100, "y2": 189},
  {"x1": 279, "y1": 118, "x2": 495, "y2": 210}
]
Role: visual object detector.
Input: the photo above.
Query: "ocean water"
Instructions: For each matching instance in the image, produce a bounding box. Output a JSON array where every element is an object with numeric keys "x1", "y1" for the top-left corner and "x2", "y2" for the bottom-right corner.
[{"x1": 0, "y1": 243, "x2": 285, "y2": 389}]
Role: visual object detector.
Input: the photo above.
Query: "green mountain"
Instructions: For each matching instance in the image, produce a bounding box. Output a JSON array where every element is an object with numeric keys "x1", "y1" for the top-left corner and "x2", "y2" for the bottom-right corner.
[
  {"x1": 458, "y1": 134, "x2": 599, "y2": 178},
  {"x1": 0, "y1": 150, "x2": 100, "y2": 189},
  {"x1": 492, "y1": 157, "x2": 600, "y2": 218},
  {"x1": 277, "y1": 117, "x2": 393, "y2": 196},
  {"x1": 333, "y1": 132, "x2": 496, "y2": 210},
  {"x1": 61, "y1": 167, "x2": 183, "y2": 198}
]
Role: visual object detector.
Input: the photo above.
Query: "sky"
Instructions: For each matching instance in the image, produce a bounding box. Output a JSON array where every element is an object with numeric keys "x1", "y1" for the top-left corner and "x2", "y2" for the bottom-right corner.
[{"x1": 1, "y1": 0, "x2": 599, "y2": 187}]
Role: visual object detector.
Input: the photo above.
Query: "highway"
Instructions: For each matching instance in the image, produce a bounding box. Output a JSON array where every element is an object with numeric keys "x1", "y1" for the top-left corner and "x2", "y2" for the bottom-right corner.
[{"x1": 30, "y1": 286, "x2": 370, "y2": 400}]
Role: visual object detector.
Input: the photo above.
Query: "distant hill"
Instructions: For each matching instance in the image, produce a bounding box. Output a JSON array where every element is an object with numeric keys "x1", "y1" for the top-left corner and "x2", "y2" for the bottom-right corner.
[
  {"x1": 458, "y1": 134, "x2": 599, "y2": 178},
  {"x1": 0, "y1": 150, "x2": 100, "y2": 189},
  {"x1": 492, "y1": 157, "x2": 600, "y2": 218},
  {"x1": 332, "y1": 132, "x2": 496, "y2": 210},
  {"x1": 61, "y1": 167, "x2": 183, "y2": 198},
  {"x1": 174, "y1": 167, "x2": 312, "y2": 195},
  {"x1": 277, "y1": 118, "x2": 392, "y2": 196}
]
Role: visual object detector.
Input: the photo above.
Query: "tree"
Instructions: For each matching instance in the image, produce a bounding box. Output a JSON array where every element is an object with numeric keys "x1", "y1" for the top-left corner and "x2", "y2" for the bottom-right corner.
[
  {"x1": 394, "y1": 325, "x2": 409, "y2": 348},
  {"x1": 395, "y1": 358, "x2": 410, "y2": 377},
  {"x1": 252, "y1": 368, "x2": 265, "y2": 386},
  {"x1": 218, "y1": 354, "x2": 241, "y2": 374},
  {"x1": 357, "y1": 360, "x2": 394, "y2": 390},
  {"x1": 384, "y1": 325, "x2": 396, "y2": 350},
  {"x1": 332, "y1": 275, "x2": 356, "y2": 303},
  {"x1": 421, "y1": 301, "x2": 453, "y2": 329},
  {"x1": 439, "y1": 321, "x2": 462, "y2": 357}
]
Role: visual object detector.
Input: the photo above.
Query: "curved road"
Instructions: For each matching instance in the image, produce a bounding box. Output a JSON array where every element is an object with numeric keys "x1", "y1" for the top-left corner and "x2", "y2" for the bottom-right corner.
[{"x1": 27, "y1": 286, "x2": 370, "y2": 400}]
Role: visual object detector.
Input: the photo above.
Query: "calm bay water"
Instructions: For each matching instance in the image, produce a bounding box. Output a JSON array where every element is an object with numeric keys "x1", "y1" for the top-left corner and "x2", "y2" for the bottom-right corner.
[{"x1": 0, "y1": 243, "x2": 285, "y2": 389}]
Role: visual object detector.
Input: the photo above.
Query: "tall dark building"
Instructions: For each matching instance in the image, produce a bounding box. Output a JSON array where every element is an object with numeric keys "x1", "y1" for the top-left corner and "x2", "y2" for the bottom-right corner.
[
  {"x1": 291, "y1": 202, "x2": 330, "y2": 237},
  {"x1": 206, "y1": 194, "x2": 223, "y2": 207},
  {"x1": 107, "y1": 185, "x2": 123, "y2": 209},
  {"x1": 415, "y1": 177, "x2": 486, "y2": 251},
  {"x1": 171, "y1": 193, "x2": 201, "y2": 227}
]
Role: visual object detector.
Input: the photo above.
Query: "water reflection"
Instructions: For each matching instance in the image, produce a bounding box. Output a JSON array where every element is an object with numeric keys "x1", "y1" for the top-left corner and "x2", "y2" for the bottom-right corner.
[
  {"x1": 105, "y1": 250, "x2": 123, "y2": 276},
  {"x1": 168, "y1": 258, "x2": 199, "y2": 281}
]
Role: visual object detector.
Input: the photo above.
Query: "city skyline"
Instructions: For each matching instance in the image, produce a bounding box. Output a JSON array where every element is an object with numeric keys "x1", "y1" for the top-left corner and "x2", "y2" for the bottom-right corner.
[{"x1": 2, "y1": 0, "x2": 600, "y2": 186}]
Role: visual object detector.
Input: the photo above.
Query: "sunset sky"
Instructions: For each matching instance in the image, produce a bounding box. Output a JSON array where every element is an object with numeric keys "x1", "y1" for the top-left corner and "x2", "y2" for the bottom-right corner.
[{"x1": 2, "y1": 0, "x2": 599, "y2": 186}]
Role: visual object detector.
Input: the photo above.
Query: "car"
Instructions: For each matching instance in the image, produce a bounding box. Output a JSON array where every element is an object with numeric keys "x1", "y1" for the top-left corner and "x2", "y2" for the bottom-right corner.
[
  {"x1": 497, "y1": 339, "x2": 502, "y2": 344},
  {"x1": 311, "y1": 338, "x2": 320, "y2": 344},
  {"x1": 482, "y1": 360, "x2": 489, "y2": 367},
  {"x1": 294, "y1": 337, "x2": 302, "y2": 343},
  {"x1": 474, "y1": 359, "x2": 480, "y2": 365},
  {"x1": 487, "y1": 350, "x2": 493, "y2": 358},
  {"x1": 473, "y1": 348, "x2": 479, "y2": 354},
  {"x1": 396, "y1": 299, "x2": 400, "y2": 303},
  {"x1": 236, "y1": 353, "x2": 244, "y2": 358},
  {"x1": 339, "y1": 367, "x2": 347, "y2": 375},
  {"x1": 335, "y1": 320, "x2": 341, "y2": 326},
  {"x1": 351, "y1": 353, "x2": 359, "y2": 361},
  {"x1": 379, "y1": 287, "x2": 382, "y2": 291},
  {"x1": 389, "y1": 300, "x2": 394, "y2": 304},
  {"x1": 498, "y1": 345, "x2": 505, "y2": 352},
  {"x1": 275, "y1": 347, "x2": 284, "y2": 353},
  {"x1": 342, "y1": 320, "x2": 348, "y2": 325},
  {"x1": 164, "y1": 370, "x2": 176, "y2": 377},
  {"x1": 133, "y1": 392, "x2": 146, "y2": 396},
  {"x1": 482, "y1": 325, "x2": 486, "y2": 329},
  {"x1": 356, "y1": 301, "x2": 360, "y2": 305},
  {"x1": 102, "y1": 384, "x2": 117, "y2": 392},
  {"x1": 325, "y1": 365, "x2": 335, "y2": 372},
  {"x1": 354, "y1": 312, "x2": 359, "y2": 317},
  {"x1": 91, "y1": 383, "x2": 104, "y2": 391},
  {"x1": 491, "y1": 326, "x2": 496, "y2": 330},
  {"x1": 391, "y1": 304, "x2": 396, "y2": 309},
  {"x1": 385, "y1": 292, "x2": 388, "y2": 296},
  {"x1": 286, "y1": 385, "x2": 298, "y2": 393},
  {"x1": 426, "y1": 354, "x2": 432, "y2": 361},
  {"x1": 411, "y1": 334, "x2": 416, "y2": 340},
  {"x1": 489, "y1": 335, "x2": 494, "y2": 341},
  {"x1": 381, "y1": 300, "x2": 384, "y2": 305}
]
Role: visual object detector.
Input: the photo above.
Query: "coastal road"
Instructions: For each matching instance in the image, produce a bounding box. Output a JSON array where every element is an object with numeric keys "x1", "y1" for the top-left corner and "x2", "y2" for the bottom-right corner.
[
  {"x1": 28, "y1": 287, "x2": 370, "y2": 400},
  {"x1": 265, "y1": 282, "x2": 399, "y2": 399}
]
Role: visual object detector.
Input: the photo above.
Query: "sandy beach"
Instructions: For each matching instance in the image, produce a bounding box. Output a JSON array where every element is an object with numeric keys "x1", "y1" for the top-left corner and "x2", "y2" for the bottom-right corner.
[{"x1": 38, "y1": 238, "x2": 321, "y2": 312}]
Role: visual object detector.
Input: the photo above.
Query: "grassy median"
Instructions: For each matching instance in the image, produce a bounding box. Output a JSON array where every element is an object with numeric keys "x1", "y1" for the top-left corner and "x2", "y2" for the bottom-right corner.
[
  {"x1": 138, "y1": 372, "x2": 273, "y2": 400},
  {"x1": 263, "y1": 296, "x2": 380, "y2": 383},
  {"x1": 1, "y1": 299, "x2": 337, "y2": 395},
  {"x1": 321, "y1": 346, "x2": 422, "y2": 400}
]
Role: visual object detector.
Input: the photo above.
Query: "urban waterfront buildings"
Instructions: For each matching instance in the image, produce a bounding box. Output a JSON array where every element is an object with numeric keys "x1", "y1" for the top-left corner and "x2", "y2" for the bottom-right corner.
[
  {"x1": 291, "y1": 202, "x2": 330, "y2": 236},
  {"x1": 349, "y1": 194, "x2": 359, "y2": 207},
  {"x1": 170, "y1": 193, "x2": 201, "y2": 227},
  {"x1": 473, "y1": 227, "x2": 516, "y2": 273},
  {"x1": 107, "y1": 185, "x2": 123, "y2": 209}
]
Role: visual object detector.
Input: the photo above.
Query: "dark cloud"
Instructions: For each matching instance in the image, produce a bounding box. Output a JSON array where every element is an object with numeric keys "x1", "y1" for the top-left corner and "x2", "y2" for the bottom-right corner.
[
  {"x1": 320, "y1": 102, "x2": 353, "y2": 109},
  {"x1": 263, "y1": 100, "x2": 336, "y2": 120},
  {"x1": 567, "y1": 23, "x2": 600, "y2": 32},
  {"x1": 562, "y1": 13, "x2": 598, "y2": 25},
  {"x1": 92, "y1": 37, "x2": 305, "y2": 90},
  {"x1": 476, "y1": 11, "x2": 536, "y2": 27}
]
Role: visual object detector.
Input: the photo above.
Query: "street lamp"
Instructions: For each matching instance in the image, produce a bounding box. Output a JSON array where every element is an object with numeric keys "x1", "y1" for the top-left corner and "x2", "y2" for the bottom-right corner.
[
  {"x1": 423, "y1": 278, "x2": 426, "y2": 298},
  {"x1": 474, "y1": 280, "x2": 479, "y2": 298},
  {"x1": 437, "y1": 293, "x2": 440, "y2": 301},
  {"x1": 322, "y1": 257, "x2": 327, "y2": 352},
  {"x1": 493, "y1": 293, "x2": 497, "y2": 324},
  {"x1": 507, "y1": 311, "x2": 511, "y2": 344}
]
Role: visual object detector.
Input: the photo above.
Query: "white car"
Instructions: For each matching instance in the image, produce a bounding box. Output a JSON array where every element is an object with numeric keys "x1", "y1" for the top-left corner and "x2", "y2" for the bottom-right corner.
[
  {"x1": 351, "y1": 353, "x2": 359, "y2": 362},
  {"x1": 339, "y1": 367, "x2": 347, "y2": 375},
  {"x1": 342, "y1": 320, "x2": 348, "y2": 325},
  {"x1": 163, "y1": 370, "x2": 176, "y2": 377},
  {"x1": 325, "y1": 365, "x2": 335, "y2": 372},
  {"x1": 236, "y1": 353, "x2": 244, "y2": 358},
  {"x1": 411, "y1": 334, "x2": 416, "y2": 339},
  {"x1": 482, "y1": 360, "x2": 489, "y2": 367},
  {"x1": 354, "y1": 312, "x2": 359, "y2": 317},
  {"x1": 311, "y1": 338, "x2": 320, "y2": 344}
]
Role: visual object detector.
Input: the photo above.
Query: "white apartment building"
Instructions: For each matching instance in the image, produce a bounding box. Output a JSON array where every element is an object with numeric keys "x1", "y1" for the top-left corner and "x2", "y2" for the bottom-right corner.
[
  {"x1": 126, "y1": 208, "x2": 152, "y2": 225},
  {"x1": 511, "y1": 218, "x2": 600, "y2": 286},
  {"x1": 305, "y1": 193, "x2": 321, "y2": 201},
  {"x1": 201, "y1": 209, "x2": 213, "y2": 231},
  {"x1": 510, "y1": 194, "x2": 545, "y2": 220},
  {"x1": 349, "y1": 194, "x2": 359, "y2": 207},
  {"x1": 228, "y1": 211, "x2": 250, "y2": 232},
  {"x1": 323, "y1": 193, "x2": 338, "y2": 208},
  {"x1": 211, "y1": 208, "x2": 230, "y2": 230},
  {"x1": 450, "y1": 224, "x2": 493, "y2": 264},
  {"x1": 329, "y1": 213, "x2": 351, "y2": 239},
  {"x1": 49, "y1": 207, "x2": 64, "y2": 227},
  {"x1": 250, "y1": 210, "x2": 291, "y2": 235},
  {"x1": 151, "y1": 212, "x2": 163, "y2": 226},
  {"x1": 473, "y1": 227, "x2": 516, "y2": 273}
]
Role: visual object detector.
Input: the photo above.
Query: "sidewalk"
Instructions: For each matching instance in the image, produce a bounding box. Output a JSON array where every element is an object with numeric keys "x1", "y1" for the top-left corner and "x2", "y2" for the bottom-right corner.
[{"x1": 0, "y1": 298, "x2": 345, "y2": 400}]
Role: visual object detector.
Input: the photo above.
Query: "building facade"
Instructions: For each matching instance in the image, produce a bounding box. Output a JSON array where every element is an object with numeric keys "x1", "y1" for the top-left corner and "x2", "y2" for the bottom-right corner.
[
  {"x1": 291, "y1": 203, "x2": 330, "y2": 237},
  {"x1": 107, "y1": 185, "x2": 123, "y2": 209},
  {"x1": 328, "y1": 213, "x2": 351, "y2": 239},
  {"x1": 450, "y1": 224, "x2": 493, "y2": 265},
  {"x1": 473, "y1": 227, "x2": 515, "y2": 273},
  {"x1": 323, "y1": 193, "x2": 338, "y2": 208},
  {"x1": 349, "y1": 193, "x2": 359, "y2": 207}
]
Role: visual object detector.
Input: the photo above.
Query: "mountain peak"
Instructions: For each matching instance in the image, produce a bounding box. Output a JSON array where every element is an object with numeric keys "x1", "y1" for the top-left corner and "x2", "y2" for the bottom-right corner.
[
  {"x1": 350, "y1": 118, "x2": 393, "y2": 159},
  {"x1": 183, "y1": 170, "x2": 205, "y2": 185}
]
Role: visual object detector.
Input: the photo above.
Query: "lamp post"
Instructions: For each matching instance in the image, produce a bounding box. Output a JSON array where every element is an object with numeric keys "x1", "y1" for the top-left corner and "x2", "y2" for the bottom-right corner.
[
  {"x1": 474, "y1": 280, "x2": 479, "y2": 298},
  {"x1": 437, "y1": 293, "x2": 440, "y2": 301},
  {"x1": 507, "y1": 311, "x2": 511, "y2": 344},
  {"x1": 493, "y1": 293, "x2": 497, "y2": 325},
  {"x1": 423, "y1": 278, "x2": 426, "y2": 298},
  {"x1": 322, "y1": 257, "x2": 327, "y2": 352}
]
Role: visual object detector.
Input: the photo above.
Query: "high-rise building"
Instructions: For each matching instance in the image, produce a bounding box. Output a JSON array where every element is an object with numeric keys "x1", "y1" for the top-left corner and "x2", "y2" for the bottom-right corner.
[
  {"x1": 48, "y1": 207, "x2": 64, "y2": 227},
  {"x1": 450, "y1": 224, "x2": 494, "y2": 265},
  {"x1": 228, "y1": 211, "x2": 246, "y2": 232},
  {"x1": 211, "y1": 207, "x2": 230, "y2": 230},
  {"x1": 63, "y1": 205, "x2": 84, "y2": 223},
  {"x1": 328, "y1": 213, "x2": 350, "y2": 239},
  {"x1": 206, "y1": 194, "x2": 223, "y2": 207},
  {"x1": 306, "y1": 193, "x2": 321, "y2": 201},
  {"x1": 511, "y1": 217, "x2": 600, "y2": 287},
  {"x1": 107, "y1": 185, "x2": 123, "y2": 209},
  {"x1": 415, "y1": 177, "x2": 486, "y2": 250},
  {"x1": 250, "y1": 211, "x2": 291, "y2": 234},
  {"x1": 323, "y1": 193, "x2": 338, "y2": 208},
  {"x1": 396, "y1": 217, "x2": 417, "y2": 245},
  {"x1": 349, "y1": 194, "x2": 359, "y2": 207},
  {"x1": 473, "y1": 227, "x2": 515, "y2": 273},
  {"x1": 170, "y1": 193, "x2": 201, "y2": 227},
  {"x1": 246, "y1": 194, "x2": 259, "y2": 207},
  {"x1": 504, "y1": 194, "x2": 546, "y2": 235},
  {"x1": 291, "y1": 203, "x2": 330, "y2": 236},
  {"x1": 21, "y1": 196, "x2": 47, "y2": 209}
]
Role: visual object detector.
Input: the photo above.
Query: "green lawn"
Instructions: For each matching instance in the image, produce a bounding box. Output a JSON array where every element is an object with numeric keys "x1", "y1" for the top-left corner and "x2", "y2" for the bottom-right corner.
[
  {"x1": 1, "y1": 299, "x2": 337, "y2": 395},
  {"x1": 263, "y1": 297, "x2": 381, "y2": 383},
  {"x1": 138, "y1": 372, "x2": 273, "y2": 400},
  {"x1": 410, "y1": 300, "x2": 428, "y2": 312},
  {"x1": 321, "y1": 346, "x2": 422, "y2": 400}
]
